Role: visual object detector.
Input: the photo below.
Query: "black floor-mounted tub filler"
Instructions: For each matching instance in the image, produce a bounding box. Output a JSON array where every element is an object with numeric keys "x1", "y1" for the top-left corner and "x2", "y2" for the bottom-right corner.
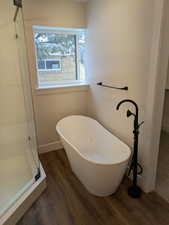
[{"x1": 116, "y1": 99, "x2": 144, "y2": 198}]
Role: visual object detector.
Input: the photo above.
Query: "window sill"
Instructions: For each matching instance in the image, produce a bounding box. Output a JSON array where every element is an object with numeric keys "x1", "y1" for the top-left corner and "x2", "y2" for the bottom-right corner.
[{"x1": 33, "y1": 82, "x2": 89, "y2": 96}]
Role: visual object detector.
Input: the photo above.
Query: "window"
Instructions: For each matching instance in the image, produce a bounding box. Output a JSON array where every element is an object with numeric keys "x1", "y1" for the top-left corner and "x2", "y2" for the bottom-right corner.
[
  {"x1": 33, "y1": 26, "x2": 86, "y2": 88},
  {"x1": 38, "y1": 59, "x2": 61, "y2": 71}
]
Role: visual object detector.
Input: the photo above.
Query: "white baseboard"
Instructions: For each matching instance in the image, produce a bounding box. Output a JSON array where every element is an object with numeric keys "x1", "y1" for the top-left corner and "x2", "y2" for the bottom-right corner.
[{"x1": 38, "y1": 141, "x2": 63, "y2": 154}]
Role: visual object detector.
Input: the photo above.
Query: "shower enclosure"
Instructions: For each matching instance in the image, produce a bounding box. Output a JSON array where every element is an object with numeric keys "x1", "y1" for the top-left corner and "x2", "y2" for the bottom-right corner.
[{"x1": 0, "y1": 1, "x2": 44, "y2": 223}]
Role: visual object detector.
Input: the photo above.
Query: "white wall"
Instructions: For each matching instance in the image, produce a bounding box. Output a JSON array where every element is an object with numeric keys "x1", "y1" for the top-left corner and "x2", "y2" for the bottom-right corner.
[
  {"x1": 86, "y1": 0, "x2": 158, "y2": 191},
  {"x1": 23, "y1": 0, "x2": 87, "y2": 28},
  {"x1": 23, "y1": 0, "x2": 88, "y2": 153}
]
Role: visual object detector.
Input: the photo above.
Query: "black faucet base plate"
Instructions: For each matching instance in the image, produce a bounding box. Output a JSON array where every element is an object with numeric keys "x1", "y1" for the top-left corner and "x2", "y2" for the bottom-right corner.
[{"x1": 128, "y1": 185, "x2": 142, "y2": 198}]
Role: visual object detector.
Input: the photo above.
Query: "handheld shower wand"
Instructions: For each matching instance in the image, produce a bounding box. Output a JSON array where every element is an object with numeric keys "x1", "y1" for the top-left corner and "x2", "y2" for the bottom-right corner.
[{"x1": 116, "y1": 99, "x2": 144, "y2": 198}]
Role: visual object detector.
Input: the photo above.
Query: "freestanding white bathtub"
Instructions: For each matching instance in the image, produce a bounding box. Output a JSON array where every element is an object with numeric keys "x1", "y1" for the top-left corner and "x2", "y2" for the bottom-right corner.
[{"x1": 56, "y1": 116, "x2": 131, "y2": 197}]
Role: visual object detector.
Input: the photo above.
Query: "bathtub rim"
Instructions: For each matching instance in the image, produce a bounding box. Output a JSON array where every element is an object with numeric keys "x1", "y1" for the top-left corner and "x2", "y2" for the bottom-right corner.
[{"x1": 56, "y1": 115, "x2": 131, "y2": 166}]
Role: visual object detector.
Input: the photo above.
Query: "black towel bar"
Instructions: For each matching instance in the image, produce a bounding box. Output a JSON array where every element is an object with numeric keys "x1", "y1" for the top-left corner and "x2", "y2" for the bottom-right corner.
[{"x1": 97, "y1": 82, "x2": 128, "y2": 91}]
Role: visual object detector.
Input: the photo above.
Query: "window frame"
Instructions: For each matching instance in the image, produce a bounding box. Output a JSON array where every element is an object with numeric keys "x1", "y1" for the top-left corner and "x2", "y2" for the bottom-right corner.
[{"x1": 33, "y1": 26, "x2": 85, "y2": 88}]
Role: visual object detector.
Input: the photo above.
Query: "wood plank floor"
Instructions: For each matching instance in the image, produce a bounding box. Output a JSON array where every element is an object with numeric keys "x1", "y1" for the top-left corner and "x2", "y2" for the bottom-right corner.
[{"x1": 17, "y1": 150, "x2": 169, "y2": 225}]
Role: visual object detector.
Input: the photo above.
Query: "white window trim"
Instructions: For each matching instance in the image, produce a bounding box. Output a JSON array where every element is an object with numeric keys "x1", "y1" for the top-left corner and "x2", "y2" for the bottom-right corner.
[
  {"x1": 33, "y1": 26, "x2": 86, "y2": 89},
  {"x1": 34, "y1": 82, "x2": 89, "y2": 96}
]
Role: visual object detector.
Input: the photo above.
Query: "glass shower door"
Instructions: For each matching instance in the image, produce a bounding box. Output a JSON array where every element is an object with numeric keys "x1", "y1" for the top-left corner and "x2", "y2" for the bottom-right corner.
[
  {"x1": 0, "y1": 3, "x2": 39, "y2": 218},
  {"x1": 14, "y1": 7, "x2": 40, "y2": 177}
]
